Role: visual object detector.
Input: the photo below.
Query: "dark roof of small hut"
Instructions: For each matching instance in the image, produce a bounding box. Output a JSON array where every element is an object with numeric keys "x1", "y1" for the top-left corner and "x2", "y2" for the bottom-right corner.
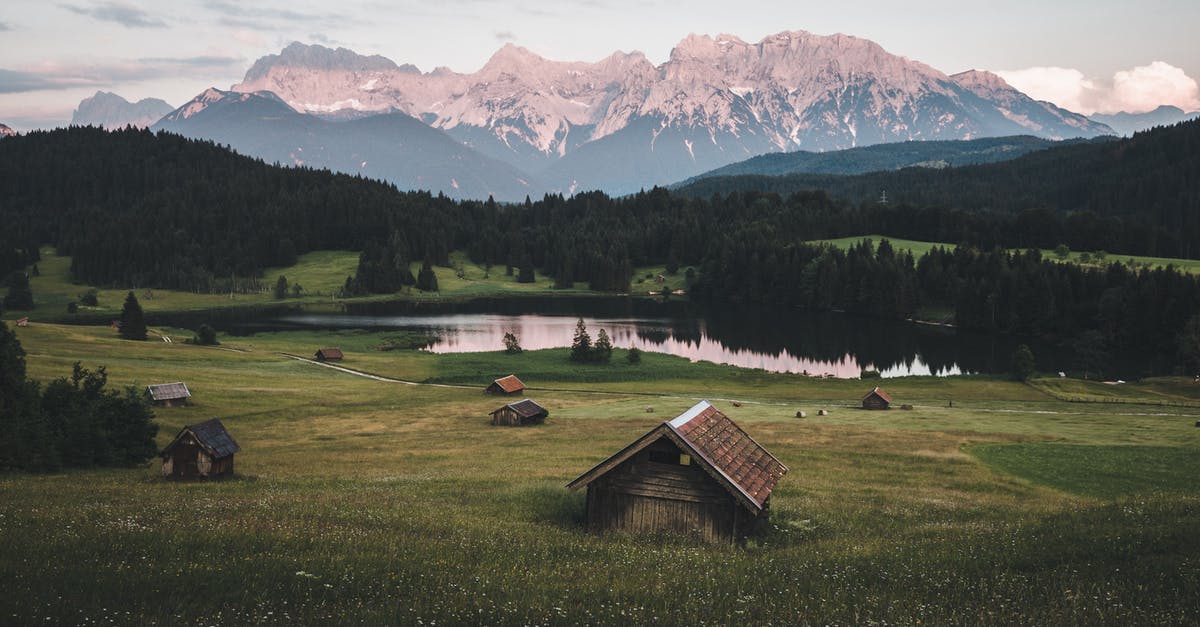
[
  {"x1": 567, "y1": 400, "x2": 788, "y2": 512},
  {"x1": 316, "y1": 347, "x2": 344, "y2": 359},
  {"x1": 161, "y1": 418, "x2": 240, "y2": 460},
  {"x1": 491, "y1": 375, "x2": 525, "y2": 393},
  {"x1": 863, "y1": 387, "x2": 892, "y2": 403},
  {"x1": 147, "y1": 382, "x2": 191, "y2": 401},
  {"x1": 492, "y1": 398, "x2": 547, "y2": 418}
]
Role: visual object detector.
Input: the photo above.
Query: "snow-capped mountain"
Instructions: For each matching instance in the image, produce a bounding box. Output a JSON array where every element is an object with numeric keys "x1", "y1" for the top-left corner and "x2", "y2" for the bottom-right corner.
[
  {"x1": 229, "y1": 31, "x2": 1114, "y2": 195},
  {"x1": 0, "y1": 123, "x2": 15, "y2": 137},
  {"x1": 153, "y1": 88, "x2": 541, "y2": 201},
  {"x1": 71, "y1": 91, "x2": 173, "y2": 129}
]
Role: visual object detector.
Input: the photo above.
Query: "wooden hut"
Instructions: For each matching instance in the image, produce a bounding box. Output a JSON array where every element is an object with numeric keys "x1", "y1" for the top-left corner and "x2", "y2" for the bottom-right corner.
[
  {"x1": 160, "y1": 418, "x2": 240, "y2": 479},
  {"x1": 486, "y1": 374, "x2": 525, "y2": 395},
  {"x1": 490, "y1": 399, "x2": 549, "y2": 426},
  {"x1": 862, "y1": 387, "x2": 892, "y2": 410},
  {"x1": 566, "y1": 400, "x2": 788, "y2": 543},
  {"x1": 315, "y1": 347, "x2": 344, "y2": 362},
  {"x1": 147, "y1": 382, "x2": 191, "y2": 407}
]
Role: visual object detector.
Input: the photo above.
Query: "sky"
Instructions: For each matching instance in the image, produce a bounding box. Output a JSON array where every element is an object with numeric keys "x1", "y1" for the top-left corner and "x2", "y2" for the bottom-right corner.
[{"x1": 2, "y1": 0, "x2": 1199, "y2": 130}]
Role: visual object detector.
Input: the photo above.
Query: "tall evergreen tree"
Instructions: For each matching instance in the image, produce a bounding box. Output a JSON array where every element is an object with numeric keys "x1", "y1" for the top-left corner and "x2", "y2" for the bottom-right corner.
[
  {"x1": 570, "y1": 318, "x2": 591, "y2": 362},
  {"x1": 416, "y1": 259, "x2": 439, "y2": 292},
  {"x1": 3, "y1": 271, "x2": 33, "y2": 310},
  {"x1": 593, "y1": 329, "x2": 613, "y2": 363},
  {"x1": 119, "y1": 292, "x2": 148, "y2": 340},
  {"x1": 273, "y1": 275, "x2": 289, "y2": 299}
]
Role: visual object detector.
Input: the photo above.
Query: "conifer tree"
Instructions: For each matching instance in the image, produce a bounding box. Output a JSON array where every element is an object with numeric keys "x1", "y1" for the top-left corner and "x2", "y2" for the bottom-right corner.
[
  {"x1": 119, "y1": 292, "x2": 148, "y2": 340},
  {"x1": 570, "y1": 318, "x2": 591, "y2": 362},
  {"x1": 273, "y1": 275, "x2": 289, "y2": 299},
  {"x1": 593, "y1": 329, "x2": 613, "y2": 363},
  {"x1": 3, "y1": 271, "x2": 33, "y2": 310},
  {"x1": 416, "y1": 259, "x2": 439, "y2": 292}
]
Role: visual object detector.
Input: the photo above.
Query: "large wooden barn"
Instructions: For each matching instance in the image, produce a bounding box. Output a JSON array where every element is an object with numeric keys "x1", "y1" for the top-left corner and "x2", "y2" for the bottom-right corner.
[
  {"x1": 490, "y1": 399, "x2": 549, "y2": 426},
  {"x1": 146, "y1": 382, "x2": 191, "y2": 407},
  {"x1": 862, "y1": 387, "x2": 892, "y2": 410},
  {"x1": 566, "y1": 400, "x2": 788, "y2": 543},
  {"x1": 160, "y1": 418, "x2": 240, "y2": 479},
  {"x1": 486, "y1": 374, "x2": 526, "y2": 395}
]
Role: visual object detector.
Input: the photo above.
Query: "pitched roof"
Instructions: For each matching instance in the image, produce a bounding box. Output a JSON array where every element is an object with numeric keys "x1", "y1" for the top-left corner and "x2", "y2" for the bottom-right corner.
[
  {"x1": 491, "y1": 375, "x2": 525, "y2": 393},
  {"x1": 316, "y1": 347, "x2": 344, "y2": 359},
  {"x1": 493, "y1": 398, "x2": 547, "y2": 418},
  {"x1": 162, "y1": 418, "x2": 240, "y2": 460},
  {"x1": 147, "y1": 382, "x2": 190, "y2": 401},
  {"x1": 863, "y1": 387, "x2": 892, "y2": 403},
  {"x1": 567, "y1": 401, "x2": 788, "y2": 512}
]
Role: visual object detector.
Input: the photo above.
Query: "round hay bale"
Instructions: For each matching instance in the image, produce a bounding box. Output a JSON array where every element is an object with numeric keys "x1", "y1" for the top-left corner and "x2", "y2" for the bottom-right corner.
[
  {"x1": 795, "y1": 410, "x2": 806, "y2": 418},
  {"x1": 818, "y1": 409, "x2": 829, "y2": 416},
  {"x1": 645, "y1": 406, "x2": 654, "y2": 413},
  {"x1": 900, "y1": 404, "x2": 914, "y2": 410},
  {"x1": 732, "y1": 401, "x2": 743, "y2": 408}
]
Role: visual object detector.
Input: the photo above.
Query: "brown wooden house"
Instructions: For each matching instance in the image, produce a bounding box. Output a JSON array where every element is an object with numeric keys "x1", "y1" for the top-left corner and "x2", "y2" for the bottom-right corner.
[
  {"x1": 486, "y1": 374, "x2": 525, "y2": 395},
  {"x1": 315, "y1": 347, "x2": 344, "y2": 362},
  {"x1": 160, "y1": 418, "x2": 240, "y2": 479},
  {"x1": 566, "y1": 400, "x2": 788, "y2": 543},
  {"x1": 147, "y1": 382, "x2": 191, "y2": 407},
  {"x1": 862, "y1": 387, "x2": 892, "y2": 410},
  {"x1": 490, "y1": 399, "x2": 549, "y2": 426}
]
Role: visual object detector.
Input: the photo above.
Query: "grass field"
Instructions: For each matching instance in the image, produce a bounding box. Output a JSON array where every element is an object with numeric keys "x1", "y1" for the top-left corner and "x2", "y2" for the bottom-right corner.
[
  {"x1": 809, "y1": 235, "x2": 1200, "y2": 274},
  {"x1": 2, "y1": 321, "x2": 1199, "y2": 623}
]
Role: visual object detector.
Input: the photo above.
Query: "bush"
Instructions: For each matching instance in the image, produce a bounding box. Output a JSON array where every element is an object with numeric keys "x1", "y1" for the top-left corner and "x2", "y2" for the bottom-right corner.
[
  {"x1": 79, "y1": 289, "x2": 99, "y2": 307},
  {"x1": 1012, "y1": 344, "x2": 1036, "y2": 381},
  {"x1": 503, "y1": 332, "x2": 522, "y2": 354},
  {"x1": 193, "y1": 324, "x2": 219, "y2": 346},
  {"x1": 626, "y1": 347, "x2": 642, "y2": 364},
  {"x1": 860, "y1": 369, "x2": 881, "y2": 379}
]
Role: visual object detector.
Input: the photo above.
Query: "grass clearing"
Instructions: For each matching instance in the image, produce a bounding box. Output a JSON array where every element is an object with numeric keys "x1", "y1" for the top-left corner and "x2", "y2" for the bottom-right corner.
[
  {"x1": 2, "y1": 321, "x2": 1199, "y2": 623},
  {"x1": 972, "y1": 444, "x2": 1200, "y2": 498}
]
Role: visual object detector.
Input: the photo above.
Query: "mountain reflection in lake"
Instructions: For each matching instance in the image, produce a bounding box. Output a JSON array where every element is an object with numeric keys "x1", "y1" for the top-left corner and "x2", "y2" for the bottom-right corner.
[{"x1": 269, "y1": 307, "x2": 1050, "y2": 378}]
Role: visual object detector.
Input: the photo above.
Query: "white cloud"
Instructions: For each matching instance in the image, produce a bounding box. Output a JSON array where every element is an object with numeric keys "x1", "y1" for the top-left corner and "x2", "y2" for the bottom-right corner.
[{"x1": 996, "y1": 62, "x2": 1200, "y2": 115}]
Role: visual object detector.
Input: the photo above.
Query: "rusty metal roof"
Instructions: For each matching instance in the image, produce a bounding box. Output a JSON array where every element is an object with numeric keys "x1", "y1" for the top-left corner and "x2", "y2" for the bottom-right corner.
[
  {"x1": 147, "y1": 382, "x2": 190, "y2": 401},
  {"x1": 495, "y1": 398, "x2": 547, "y2": 419},
  {"x1": 316, "y1": 348, "x2": 344, "y2": 360},
  {"x1": 567, "y1": 400, "x2": 787, "y2": 512},
  {"x1": 491, "y1": 375, "x2": 525, "y2": 393},
  {"x1": 863, "y1": 387, "x2": 892, "y2": 403},
  {"x1": 162, "y1": 418, "x2": 240, "y2": 460}
]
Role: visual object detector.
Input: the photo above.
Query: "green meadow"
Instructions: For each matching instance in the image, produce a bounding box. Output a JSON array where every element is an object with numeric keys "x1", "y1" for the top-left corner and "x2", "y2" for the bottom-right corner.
[{"x1": 2, "y1": 320, "x2": 1199, "y2": 624}]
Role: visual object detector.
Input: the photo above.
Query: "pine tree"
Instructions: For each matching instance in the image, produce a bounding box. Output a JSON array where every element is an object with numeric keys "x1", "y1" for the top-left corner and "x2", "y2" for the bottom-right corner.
[
  {"x1": 502, "y1": 332, "x2": 522, "y2": 354},
  {"x1": 1011, "y1": 344, "x2": 1036, "y2": 381},
  {"x1": 119, "y1": 292, "x2": 148, "y2": 340},
  {"x1": 273, "y1": 275, "x2": 289, "y2": 299},
  {"x1": 626, "y1": 346, "x2": 642, "y2": 364},
  {"x1": 416, "y1": 259, "x2": 439, "y2": 292},
  {"x1": 593, "y1": 329, "x2": 613, "y2": 363},
  {"x1": 3, "y1": 271, "x2": 33, "y2": 310},
  {"x1": 570, "y1": 318, "x2": 591, "y2": 362}
]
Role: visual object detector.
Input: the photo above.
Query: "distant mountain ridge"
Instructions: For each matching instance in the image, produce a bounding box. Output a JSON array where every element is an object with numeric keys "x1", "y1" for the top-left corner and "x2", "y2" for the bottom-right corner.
[
  {"x1": 1090, "y1": 105, "x2": 1200, "y2": 136},
  {"x1": 229, "y1": 33, "x2": 1114, "y2": 195},
  {"x1": 676, "y1": 135, "x2": 1069, "y2": 183},
  {"x1": 0, "y1": 123, "x2": 14, "y2": 137},
  {"x1": 152, "y1": 88, "x2": 540, "y2": 201},
  {"x1": 71, "y1": 91, "x2": 173, "y2": 129}
]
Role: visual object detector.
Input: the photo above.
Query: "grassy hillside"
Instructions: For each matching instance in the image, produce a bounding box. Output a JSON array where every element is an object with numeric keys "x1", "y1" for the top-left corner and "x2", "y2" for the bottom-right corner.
[{"x1": 2, "y1": 322, "x2": 1198, "y2": 623}]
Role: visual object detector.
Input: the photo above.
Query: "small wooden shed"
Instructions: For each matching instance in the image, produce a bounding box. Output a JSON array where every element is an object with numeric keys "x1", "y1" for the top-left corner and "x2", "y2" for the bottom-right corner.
[
  {"x1": 160, "y1": 418, "x2": 240, "y2": 479},
  {"x1": 490, "y1": 399, "x2": 549, "y2": 426},
  {"x1": 486, "y1": 374, "x2": 525, "y2": 395},
  {"x1": 566, "y1": 400, "x2": 788, "y2": 543},
  {"x1": 147, "y1": 382, "x2": 191, "y2": 407},
  {"x1": 315, "y1": 347, "x2": 344, "y2": 362},
  {"x1": 862, "y1": 387, "x2": 892, "y2": 410}
]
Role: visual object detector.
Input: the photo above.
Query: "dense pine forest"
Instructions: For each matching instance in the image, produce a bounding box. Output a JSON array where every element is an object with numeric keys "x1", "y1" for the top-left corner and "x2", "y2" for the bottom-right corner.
[
  {"x1": 2, "y1": 124, "x2": 1200, "y2": 366},
  {"x1": 677, "y1": 119, "x2": 1200, "y2": 258}
]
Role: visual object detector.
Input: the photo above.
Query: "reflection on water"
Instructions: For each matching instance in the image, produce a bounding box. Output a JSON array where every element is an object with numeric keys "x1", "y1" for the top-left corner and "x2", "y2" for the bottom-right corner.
[{"x1": 272, "y1": 310, "x2": 986, "y2": 377}]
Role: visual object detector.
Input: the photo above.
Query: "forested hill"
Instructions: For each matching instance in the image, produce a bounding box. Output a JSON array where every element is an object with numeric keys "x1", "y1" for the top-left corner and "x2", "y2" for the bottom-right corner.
[
  {"x1": 675, "y1": 135, "x2": 1078, "y2": 182},
  {"x1": 676, "y1": 120, "x2": 1200, "y2": 257}
]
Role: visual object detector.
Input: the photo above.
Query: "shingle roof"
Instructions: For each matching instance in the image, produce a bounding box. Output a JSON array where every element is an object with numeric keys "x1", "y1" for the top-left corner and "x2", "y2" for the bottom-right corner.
[
  {"x1": 863, "y1": 387, "x2": 892, "y2": 403},
  {"x1": 491, "y1": 375, "x2": 525, "y2": 393},
  {"x1": 497, "y1": 398, "x2": 547, "y2": 418},
  {"x1": 162, "y1": 418, "x2": 240, "y2": 460},
  {"x1": 567, "y1": 400, "x2": 788, "y2": 512},
  {"x1": 147, "y1": 382, "x2": 190, "y2": 401},
  {"x1": 316, "y1": 348, "x2": 344, "y2": 360}
]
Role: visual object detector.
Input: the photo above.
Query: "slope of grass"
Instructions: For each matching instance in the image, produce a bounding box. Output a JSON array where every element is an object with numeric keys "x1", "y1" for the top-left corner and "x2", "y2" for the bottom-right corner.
[{"x1": 972, "y1": 444, "x2": 1200, "y2": 498}]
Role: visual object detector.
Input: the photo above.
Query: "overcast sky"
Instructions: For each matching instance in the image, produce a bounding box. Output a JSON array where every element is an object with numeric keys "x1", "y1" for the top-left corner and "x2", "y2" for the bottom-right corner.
[{"x1": 2, "y1": 0, "x2": 1198, "y2": 130}]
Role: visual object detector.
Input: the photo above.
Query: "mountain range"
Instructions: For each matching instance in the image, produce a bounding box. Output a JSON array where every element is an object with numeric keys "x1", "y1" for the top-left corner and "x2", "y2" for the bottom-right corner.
[
  {"x1": 71, "y1": 91, "x2": 174, "y2": 129},
  {"x1": 0, "y1": 124, "x2": 14, "y2": 137},
  {"x1": 94, "y1": 30, "x2": 1123, "y2": 199},
  {"x1": 1090, "y1": 105, "x2": 1200, "y2": 137}
]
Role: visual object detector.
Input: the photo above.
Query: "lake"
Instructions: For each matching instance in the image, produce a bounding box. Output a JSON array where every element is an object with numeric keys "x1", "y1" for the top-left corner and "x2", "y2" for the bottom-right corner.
[{"x1": 214, "y1": 297, "x2": 1098, "y2": 378}]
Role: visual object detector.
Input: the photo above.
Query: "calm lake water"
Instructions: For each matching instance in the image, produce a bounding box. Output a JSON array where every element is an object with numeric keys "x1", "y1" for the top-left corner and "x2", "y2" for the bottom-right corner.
[{"x1": 216, "y1": 297, "x2": 1092, "y2": 378}]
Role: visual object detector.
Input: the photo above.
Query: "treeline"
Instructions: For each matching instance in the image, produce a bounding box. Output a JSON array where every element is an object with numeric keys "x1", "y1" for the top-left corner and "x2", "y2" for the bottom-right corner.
[
  {"x1": 676, "y1": 119, "x2": 1200, "y2": 258},
  {"x1": 692, "y1": 239, "x2": 1200, "y2": 359},
  {"x1": 0, "y1": 321, "x2": 158, "y2": 471}
]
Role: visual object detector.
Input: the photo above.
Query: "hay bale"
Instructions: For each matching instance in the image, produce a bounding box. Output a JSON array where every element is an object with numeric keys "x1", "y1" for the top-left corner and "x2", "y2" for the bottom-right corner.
[
  {"x1": 732, "y1": 401, "x2": 743, "y2": 408},
  {"x1": 645, "y1": 406, "x2": 654, "y2": 413},
  {"x1": 795, "y1": 411, "x2": 806, "y2": 418},
  {"x1": 818, "y1": 409, "x2": 829, "y2": 416},
  {"x1": 900, "y1": 404, "x2": 913, "y2": 410}
]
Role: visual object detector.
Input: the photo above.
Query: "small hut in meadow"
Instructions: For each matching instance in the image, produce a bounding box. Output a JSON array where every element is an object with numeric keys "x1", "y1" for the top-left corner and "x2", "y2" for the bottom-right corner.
[
  {"x1": 862, "y1": 387, "x2": 892, "y2": 410},
  {"x1": 566, "y1": 400, "x2": 788, "y2": 543},
  {"x1": 147, "y1": 382, "x2": 191, "y2": 407},
  {"x1": 160, "y1": 418, "x2": 240, "y2": 479},
  {"x1": 486, "y1": 374, "x2": 525, "y2": 395},
  {"x1": 315, "y1": 347, "x2": 344, "y2": 362},
  {"x1": 490, "y1": 399, "x2": 549, "y2": 426}
]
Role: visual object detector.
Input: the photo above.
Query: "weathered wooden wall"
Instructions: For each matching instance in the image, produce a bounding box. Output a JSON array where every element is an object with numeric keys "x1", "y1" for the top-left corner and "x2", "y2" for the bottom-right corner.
[
  {"x1": 862, "y1": 396, "x2": 889, "y2": 410},
  {"x1": 492, "y1": 407, "x2": 521, "y2": 426}
]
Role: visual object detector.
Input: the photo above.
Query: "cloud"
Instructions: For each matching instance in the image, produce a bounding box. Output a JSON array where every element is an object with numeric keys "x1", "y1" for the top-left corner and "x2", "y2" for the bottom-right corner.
[
  {"x1": 997, "y1": 61, "x2": 1200, "y2": 115},
  {"x1": 59, "y1": 2, "x2": 167, "y2": 28},
  {"x1": 0, "y1": 56, "x2": 243, "y2": 93},
  {"x1": 0, "y1": 22, "x2": 13, "y2": 32},
  {"x1": 308, "y1": 33, "x2": 345, "y2": 47},
  {"x1": 493, "y1": 30, "x2": 516, "y2": 42},
  {"x1": 205, "y1": 1, "x2": 350, "y2": 31}
]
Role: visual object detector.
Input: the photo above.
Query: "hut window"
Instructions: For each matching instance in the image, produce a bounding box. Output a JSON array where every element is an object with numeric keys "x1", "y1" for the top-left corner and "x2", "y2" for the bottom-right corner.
[{"x1": 649, "y1": 450, "x2": 690, "y2": 466}]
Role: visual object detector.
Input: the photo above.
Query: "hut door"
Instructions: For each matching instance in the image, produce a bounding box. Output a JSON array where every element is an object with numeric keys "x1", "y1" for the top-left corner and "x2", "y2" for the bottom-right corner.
[{"x1": 173, "y1": 442, "x2": 201, "y2": 477}]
